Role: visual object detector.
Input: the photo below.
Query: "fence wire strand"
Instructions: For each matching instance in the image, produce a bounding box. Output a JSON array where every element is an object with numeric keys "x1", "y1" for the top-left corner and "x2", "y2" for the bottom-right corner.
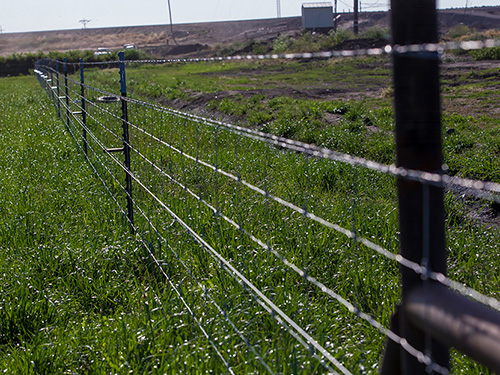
[
  {"x1": 38, "y1": 71, "x2": 239, "y2": 374},
  {"x1": 58, "y1": 77, "x2": 500, "y2": 205},
  {"x1": 35, "y1": 68, "x2": 500, "y2": 317},
  {"x1": 34, "y1": 39, "x2": 500, "y2": 374},
  {"x1": 48, "y1": 71, "x2": 346, "y2": 374},
  {"x1": 49, "y1": 38, "x2": 500, "y2": 67}
]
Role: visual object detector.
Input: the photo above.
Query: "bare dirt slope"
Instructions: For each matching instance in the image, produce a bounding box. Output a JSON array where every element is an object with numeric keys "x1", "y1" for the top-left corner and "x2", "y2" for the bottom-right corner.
[
  {"x1": 0, "y1": 17, "x2": 302, "y2": 57},
  {"x1": 0, "y1": 6, "x2": 499, "y2": 57}
]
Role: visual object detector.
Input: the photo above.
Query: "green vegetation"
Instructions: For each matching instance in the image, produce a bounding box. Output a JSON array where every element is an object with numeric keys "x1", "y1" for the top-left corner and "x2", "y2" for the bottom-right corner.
[
  {"x1": 64, "y1": 57, "x2": 500, "y2": 373},
  {"x1": 445, "y1": 26, "x2": 500, "y2": 61},
  {"x1": 0, "y1": 76, "x2": 232, "y2": 373},
  {"x1": 77, "y1": 57, "x2": 395, "y2": 168},
  {"x1": 0, "y1": 49, "x2": 150, "y2": 77},
  {"x1": 446, "y1": 26, "x2": 500, "y2": 42},
  {"x1": 80, "y1": 56, "x2": 500, "y2": 183},
  {"x1": 214, "y1": 26, "x2": 390, "y2": 56},
  {"x1": 470, "y1": 47, "x2": 500, "y2": 61},
  {"x1": 2, "y1": 45, "x2": 500, "y2": 373},
  {"x1": 273, "y1": 26, "x2": 389, "y2": 54},
  {"x1": 448, "y1": 25, "x2": 475, "y2": 39}
]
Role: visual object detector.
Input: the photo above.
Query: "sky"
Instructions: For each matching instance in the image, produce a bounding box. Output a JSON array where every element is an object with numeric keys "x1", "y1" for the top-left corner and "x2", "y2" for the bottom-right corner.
[{"x1": 1, "y1": 0, "x2": 499, "y2": 34}]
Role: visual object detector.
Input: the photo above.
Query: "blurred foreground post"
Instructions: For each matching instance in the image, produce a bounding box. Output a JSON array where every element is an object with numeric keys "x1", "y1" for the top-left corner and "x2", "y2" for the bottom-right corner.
[{"x1": 380, "y1": 0, "x2": 449, "y2": 373}]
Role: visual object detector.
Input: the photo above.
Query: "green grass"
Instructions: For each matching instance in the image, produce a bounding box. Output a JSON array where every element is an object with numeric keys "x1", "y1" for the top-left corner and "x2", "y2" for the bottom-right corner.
[
  {"x1": 71, "y1": 56, "x2": 500, "y2": 374},
  {"x1": 0, "y1": 76, "x2": 238, "y2": 374},
  {"x1": 2, "y1": 51, "x2": 500, "y2": 374},
  {"x1": 80, "y1": 56, "x2": 500, "y2": 183},
  {"x1": 80, "y1": 58, "x2": 396, "y2": 168}
]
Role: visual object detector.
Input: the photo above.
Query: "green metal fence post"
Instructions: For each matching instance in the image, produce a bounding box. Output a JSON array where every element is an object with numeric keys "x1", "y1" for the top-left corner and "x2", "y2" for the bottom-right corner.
[
  {"x1": 55, "y1": 60, "x2": 61, "y2": 117},
  {"x1": 119, "y1": 52, "x2": 135, "y2": 234},
  {"x1": 80, "y1": 59, "x2": 88, "y2": 158},
  {"x1": 64, "y1": 58, "x2": 70, "y2": 131}
]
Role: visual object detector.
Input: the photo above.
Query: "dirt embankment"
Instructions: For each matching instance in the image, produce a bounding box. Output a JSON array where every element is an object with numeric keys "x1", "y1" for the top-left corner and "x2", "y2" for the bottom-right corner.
[
  {"x1": 0, "y1": 17, "x2": 302, "y2": 57},
  {"x1": 1, "y1": 7, "x2": 499, "y2": 57}
]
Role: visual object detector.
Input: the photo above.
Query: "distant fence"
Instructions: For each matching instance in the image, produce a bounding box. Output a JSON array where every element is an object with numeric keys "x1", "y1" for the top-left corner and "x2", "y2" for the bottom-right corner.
[{"x1": 33, "y1": 0, "x2": 500, "y2": 373}]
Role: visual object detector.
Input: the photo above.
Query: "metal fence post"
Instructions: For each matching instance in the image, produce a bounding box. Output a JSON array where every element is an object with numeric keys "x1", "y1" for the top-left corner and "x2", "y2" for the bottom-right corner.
[
  {"x1": 80, "y1": 58, "x2": 88, "y2": 158},
  {"x1": 380, "y1": 0, "x2": 449, "y2": 373},
  {"x1": 64, "y1": 58, "x2": 70, "y2": 131},
  {"x1": 48, "y1": 59, "x2": 53, "y2": 103},
  {"x1": 55, "y1": 60, "x2": 61, "y2": 117},
  {"x1": 119, "y1": 52, "x2": 135, "y2": 234}
]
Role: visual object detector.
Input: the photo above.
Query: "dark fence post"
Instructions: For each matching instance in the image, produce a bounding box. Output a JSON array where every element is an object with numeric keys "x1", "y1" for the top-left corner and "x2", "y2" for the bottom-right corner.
[
  {"x1": 119, "y1": 52, "x2": 135, "y2": 234},
  {"x1": 48, "y1": 59, "x2": 53, "y2": 103},
  {"x1": 80, "y1": 58, "x2": 88, "y2": 158},
  {"x1": 381, "y1": 0, "x2": 449, "y2": 373},
  {"x1": 353, "y1": 0, "x2": 359, "y2": 34},
  {"x1": 64, "y1": 58, "x2": 70, "y2": 131}
]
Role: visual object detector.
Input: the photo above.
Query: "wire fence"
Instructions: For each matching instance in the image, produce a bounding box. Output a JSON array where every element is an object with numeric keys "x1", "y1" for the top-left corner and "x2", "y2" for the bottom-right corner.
[{"x1": 33, "y1": 8, "x2": 500, "y2": 374}]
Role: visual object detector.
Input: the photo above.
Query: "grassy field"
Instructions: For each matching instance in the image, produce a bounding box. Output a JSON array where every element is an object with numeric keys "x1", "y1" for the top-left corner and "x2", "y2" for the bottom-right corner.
[
  {"x1": 83, "y1": 56, "x2": 500, "y2": 181},
  {"x1": 0, "y1": 76, "x2": 238, "y2": 373},
  {"x1": 1, "y1": 51, "x2": 500, "y2": 374}
]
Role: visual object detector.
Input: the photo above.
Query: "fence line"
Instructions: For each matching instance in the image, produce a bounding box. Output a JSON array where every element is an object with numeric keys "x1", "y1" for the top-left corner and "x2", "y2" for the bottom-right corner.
[
  {"x1": 33, "y1": 5, "x2": 500, "y2": 372},
  {"x1": 65, "y1": 71, "x2": 359, "y2": 375},
  {"x1": 35, "y1": 63, "x2": 456, "y2": 373},
  {"x1": 58, "y1": 73, "x2": 500, "y2": 207},
  {"x1": 45, "y1": 71, "x2": 258, "y2": 375},
  {"x1": 52, "y1": 39, "x2": 500, "y2": 67},
  {"x1": 35, "y1": 51, "x2": 495, "y2": 373},
  {"x1": 37, "y1": 67, "x2": 354, "y2": 374},
  {"x1": 55, "y1": 68, "x2": 454, "y2": 374},
  {"x1": 57, "y1": 69, "x2": 500, "y2": 316}
]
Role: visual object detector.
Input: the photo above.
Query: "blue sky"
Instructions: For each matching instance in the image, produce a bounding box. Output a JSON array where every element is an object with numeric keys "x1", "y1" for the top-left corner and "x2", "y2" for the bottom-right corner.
[{"x1": 1, "y1": 0, "x2": 498, "y2": 33}]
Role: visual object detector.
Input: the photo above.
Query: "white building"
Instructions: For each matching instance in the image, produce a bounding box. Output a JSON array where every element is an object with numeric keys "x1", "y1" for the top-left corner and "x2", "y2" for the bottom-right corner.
[{"x1": 301, "y1": 2, "x2": 335, "y2": 29}]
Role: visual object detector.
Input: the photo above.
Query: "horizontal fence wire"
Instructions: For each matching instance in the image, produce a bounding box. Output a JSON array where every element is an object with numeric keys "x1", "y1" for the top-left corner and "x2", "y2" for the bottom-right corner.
[
  {"x1": 44, "y1": 70, "x2": 500, "y2": 212},
  {"x1": 35, "y1": 68, "x2": 443, "y2": 374},
  {"x1": 61, "y1": 78, "x2": 291, "y2": 375},
  {"x1": 39, "y1": 71, "x2": 243, "y2": 373},
  {"x1": 48, "y1": 38, "x2": 500, "y2": 67},
  {"x1": 68, "y1": 85, "x2": 350, "y2": 375},
  {"x1": 53, "y1": 71, "x2": 500, "y2": 206},
  {"x1": 34, "y1": 42, "x2": 500, "y2": 373},
  {"x1": 37, "y1": 67, "x2": 354, "y2": 374},
  {"x1": 34, "y1": 64, "x2": 496, "y2": 374}
]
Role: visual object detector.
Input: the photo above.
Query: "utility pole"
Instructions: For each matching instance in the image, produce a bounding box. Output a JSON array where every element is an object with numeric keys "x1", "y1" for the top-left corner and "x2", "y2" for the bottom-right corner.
[
  {"x1": 464, "y1": 0, "x2": 472, "y2": 16},
  {"x1": 334, "y1": 0, "x2": 338, "y2": 32},
  {"x1": 79, "y1": 19, "x2": 91, "y2": 29},
  {"x1": 0, "y1": 25, "x2": 3, "y2": 34},
  {"x1": 463, "y1": 0, "x2": 470, "y2": 22},
  {"x1": 277, "y1": 0, "x2": 281, "y2": 18},
  {"x1": 166, "y1": 0, "x2": 179, "y2": 46},
  {"x1": 353, "y1": 0, "x2": 359, "y2": 34}
]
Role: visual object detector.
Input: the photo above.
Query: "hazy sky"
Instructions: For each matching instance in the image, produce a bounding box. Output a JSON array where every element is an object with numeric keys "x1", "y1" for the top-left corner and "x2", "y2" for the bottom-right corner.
[{"x1": 1, "y1": 0, "x2": 499, "y2": 33}]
